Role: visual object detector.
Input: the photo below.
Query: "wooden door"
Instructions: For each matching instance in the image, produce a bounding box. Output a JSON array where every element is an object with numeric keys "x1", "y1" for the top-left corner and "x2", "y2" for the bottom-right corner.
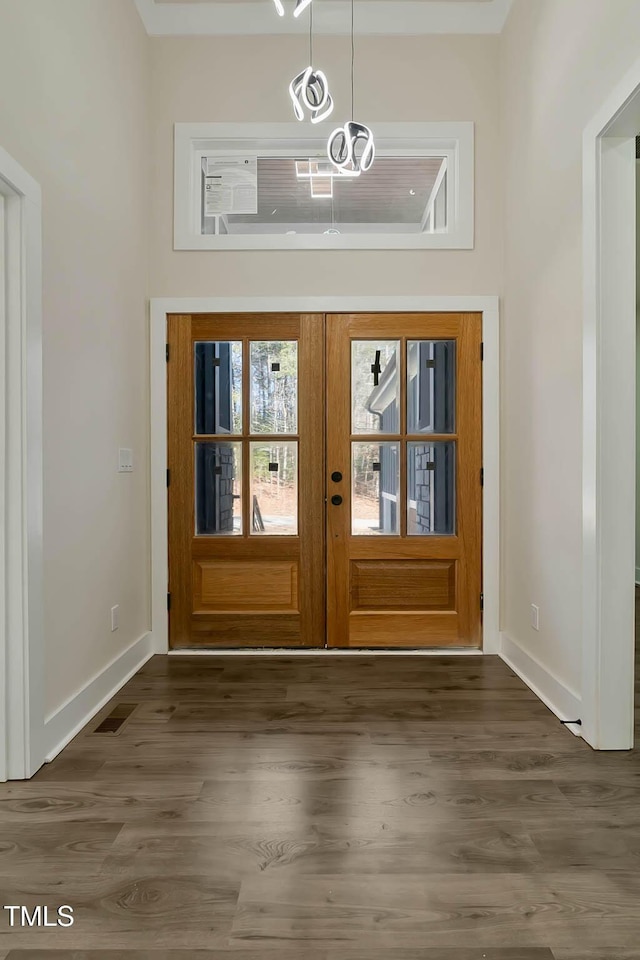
[
  {"x1": 326, "y1": 313, "x2": 482, "y2": 648},
  {"x1": 167, "y1": 313, "x2": 325, "y2": 648}
]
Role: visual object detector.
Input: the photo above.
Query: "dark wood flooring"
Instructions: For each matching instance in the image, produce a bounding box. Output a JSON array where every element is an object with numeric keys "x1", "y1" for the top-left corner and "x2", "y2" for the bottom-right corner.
[{"x1": 1, "y1": 603, "x2": 639, "y2": 958}]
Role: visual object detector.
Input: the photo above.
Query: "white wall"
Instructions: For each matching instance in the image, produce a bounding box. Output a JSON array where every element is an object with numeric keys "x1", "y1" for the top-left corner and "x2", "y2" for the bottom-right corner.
[
  {"x1": 150, "y1": 34, "x2": 502, "y2": 297},
  {"x1": 502, "y1": 0, "x2": 640, "y2": 695},
  {"x1": 0, "y1": 0, "x2": 150, "y2": 715}
]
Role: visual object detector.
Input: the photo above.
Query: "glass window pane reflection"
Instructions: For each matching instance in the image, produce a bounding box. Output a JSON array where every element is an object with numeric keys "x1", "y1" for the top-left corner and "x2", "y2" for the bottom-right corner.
[
  {"x1": 352, "y1": 442, "x2": 400, "y2": 536},
  {"x1": 194, "y1": 341, "x2": 242, "y2": 435},
  {"x1": 195, "y1": 442, "x2": 242, "y2": 536},
  {"x1": 407, "y1": 340, "x2": 456, "y2": 435},
  {"x1": 352, "y1": 341, "x2": 400, "y2": 435},
  {"x1": 250, "y1": 442, "x2": 298, "y2": 536},
  {"x1": 407, "y1": 441, "x2": 456, "y2": 536},
  {"x1": 250, "y1": 341, "x2": 298, "y2": 435}
]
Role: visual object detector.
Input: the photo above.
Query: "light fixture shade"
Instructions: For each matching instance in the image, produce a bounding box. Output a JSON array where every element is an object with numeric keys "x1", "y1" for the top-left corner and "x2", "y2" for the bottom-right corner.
[
  {"x1": 272, "y1": 0, "x2": 285, "y2": 15},
  {"x1": 328, "y1": 121, "x2": 376, "y2": 175},
  {"x1": 293, "y1": 0, "x2": 313, "y2": 17},
  {"x1": 289, "y1": 67, "x2": 334, "y2": 124}
]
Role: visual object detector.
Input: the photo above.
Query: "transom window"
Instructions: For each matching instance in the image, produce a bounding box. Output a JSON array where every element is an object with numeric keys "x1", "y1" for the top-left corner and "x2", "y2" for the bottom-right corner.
[{"x1": 174, "y1": 122, "x2": 474, "y2": 251}]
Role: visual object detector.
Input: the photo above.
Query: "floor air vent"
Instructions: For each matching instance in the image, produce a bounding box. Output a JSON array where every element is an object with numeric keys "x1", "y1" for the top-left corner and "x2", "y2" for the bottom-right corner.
[{"x1": 93, "y1": 702, "x2": 137, "y2": 735}]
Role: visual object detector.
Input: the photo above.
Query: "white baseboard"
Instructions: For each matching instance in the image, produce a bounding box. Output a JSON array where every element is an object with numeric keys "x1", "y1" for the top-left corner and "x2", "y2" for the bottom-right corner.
[
  {"x1": 167, "y1": 648, "x2": 488, "y2": 656},
  {"x1": 500, "y1": 633, "x2": 583, "y2": 738},
  {"x1": 43, "y1": 632, "x2": 154, "y2": 762}
]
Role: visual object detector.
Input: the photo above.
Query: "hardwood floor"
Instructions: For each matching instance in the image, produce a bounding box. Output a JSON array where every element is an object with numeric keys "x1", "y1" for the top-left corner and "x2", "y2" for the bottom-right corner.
[{"x1": 1, "y1": 612, "x2": 639, "y2": 957}]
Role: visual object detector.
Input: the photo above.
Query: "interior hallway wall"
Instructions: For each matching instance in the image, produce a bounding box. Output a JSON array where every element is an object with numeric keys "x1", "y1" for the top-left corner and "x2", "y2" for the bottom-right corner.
[
  {"x1": 0, "y1": 0, "x2": 150, "y2": 716},
  {"x1": 501, "y1": 0, "x2": 640, "y2": 695},
  {"x1": 149, "y1": 35, "x2": 503, "y2": 297}
]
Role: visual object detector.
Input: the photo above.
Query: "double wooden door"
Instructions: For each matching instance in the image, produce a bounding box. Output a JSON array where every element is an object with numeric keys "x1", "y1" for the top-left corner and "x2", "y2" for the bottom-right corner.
[{"x1": 167, "y1": 312, "x2": 482, "y2": 650}]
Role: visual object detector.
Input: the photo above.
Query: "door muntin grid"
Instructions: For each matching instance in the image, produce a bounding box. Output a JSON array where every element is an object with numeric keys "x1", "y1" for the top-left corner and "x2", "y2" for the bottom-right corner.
[
  {"x1": 351, "y1": 338, "x2": 457, "y2": 538},
  {"x1": 194, "y1": 339, "x2": 300, "y2": 538}
]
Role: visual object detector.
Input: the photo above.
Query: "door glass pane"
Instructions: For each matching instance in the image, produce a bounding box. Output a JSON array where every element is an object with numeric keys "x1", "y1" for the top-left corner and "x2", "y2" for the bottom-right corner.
[
  {"x1": 352, "y1": 442, "x2": 400, "y2": 536},
  {"x1": 407, "y1": 441, "x2": 456, "y2": 536},
  {"x1": 407, "y1": 340, "x2": 456, "y2": 434},
  {"x1": 194, "y1": 342, "x2": 242, "y2": 435},
  {"x1": 250, "y1": 341, "x2": 298, "y2": 435},
  {"x1": 250, "y1": 442, "x2": 298, "y2": 535},
  {"x1": 352, "y1": 341, "x2": 400, "y2": 435},
  {"x1": 195, "y1": 442, "x2": 242, "y2": 536}
]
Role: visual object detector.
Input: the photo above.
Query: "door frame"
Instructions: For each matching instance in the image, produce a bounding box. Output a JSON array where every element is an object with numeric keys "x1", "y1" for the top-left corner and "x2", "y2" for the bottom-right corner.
[
  {"x1": 581, "y1": 56, "x2": 640, "y2": 749},
  {"x1": 0, "y1": 147, "x2": 44, "y2": 782},
  {"x1": 150, "y1": 296, "x2": 500, "y2": 656}
]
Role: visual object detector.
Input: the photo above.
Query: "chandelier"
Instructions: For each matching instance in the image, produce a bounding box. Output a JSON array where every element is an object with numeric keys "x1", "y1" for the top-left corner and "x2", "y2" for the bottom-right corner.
[{"x1": 275, "y1": 0, "x2": 375, "y2": 177}]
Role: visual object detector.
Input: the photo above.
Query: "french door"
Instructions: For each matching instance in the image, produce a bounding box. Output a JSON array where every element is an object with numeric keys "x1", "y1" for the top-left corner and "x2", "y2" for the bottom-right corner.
[
  {"x1": 326, "y1": 313, "x2": 482, "y2": 648},
  {"x1": 167, "y1": 313, "x2": 325, "y2": 649},
  {"x1": 167, "y1": 312, "x2": 482, "y2": 649}
]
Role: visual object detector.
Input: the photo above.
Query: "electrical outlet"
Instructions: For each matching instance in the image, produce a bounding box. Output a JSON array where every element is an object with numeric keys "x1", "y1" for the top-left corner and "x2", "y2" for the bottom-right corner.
[
  {"x1": 118, "y1": 448, "x2": 133, "y2": 473},
  {"x1": 531, "y1": 604, "x2": 540, "y2": 631},
  {"x1": 111, "y1": 605, "x2": 120, "y2": 632}
]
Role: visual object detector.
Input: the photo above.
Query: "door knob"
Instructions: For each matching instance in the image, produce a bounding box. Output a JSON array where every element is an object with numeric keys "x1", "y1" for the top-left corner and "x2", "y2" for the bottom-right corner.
[
  {"x1": 331, "y1": 495, "x2": 343, "y2": 506},
  {"x1": 331, "y1": 471, "x2": 343, "y2": 483}
]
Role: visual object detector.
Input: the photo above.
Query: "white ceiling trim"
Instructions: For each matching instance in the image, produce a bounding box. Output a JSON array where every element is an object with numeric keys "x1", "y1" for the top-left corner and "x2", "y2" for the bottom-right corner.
[{"x1": 134, "y1": 0, "x2": 514, "y2": 36}]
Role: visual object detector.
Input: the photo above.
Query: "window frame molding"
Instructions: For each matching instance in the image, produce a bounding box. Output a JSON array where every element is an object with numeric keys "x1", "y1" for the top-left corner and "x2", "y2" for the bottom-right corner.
[{"x1": 174, "y1": 122, "x2": 475, "y2": 251}]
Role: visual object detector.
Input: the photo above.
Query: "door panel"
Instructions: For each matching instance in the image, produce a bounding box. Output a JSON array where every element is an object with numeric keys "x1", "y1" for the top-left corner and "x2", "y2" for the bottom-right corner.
[
  {"x1": 326, "y1": 313, "x2": 482, "y2": 649},
  {"x1": 168, "y1": 314, "x2": 324, "y2": 649}
]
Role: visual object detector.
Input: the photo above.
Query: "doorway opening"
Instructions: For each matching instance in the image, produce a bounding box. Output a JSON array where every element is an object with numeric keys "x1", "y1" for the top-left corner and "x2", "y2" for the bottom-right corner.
[
  {"x1": 582, "y1": 58, "x2": 640, "y2": 749},
  {"x1": 0, "y1": 146, "x2": 43, "y2": 782},
  {"x1": 166, "y1": 312, "x2": 483, "y2": 651}
]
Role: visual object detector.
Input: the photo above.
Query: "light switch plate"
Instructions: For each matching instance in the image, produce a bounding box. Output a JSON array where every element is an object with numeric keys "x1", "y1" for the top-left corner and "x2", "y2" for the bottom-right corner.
[
  {"x1": 111, "y1": 605, "x2": 120, "y2": 632},
  {"x1": 118, "y1": 448, "x2": 133, "y2": 473},
  {"x1": 530, "y1": 604, "x2": 540, "y2": 631}
]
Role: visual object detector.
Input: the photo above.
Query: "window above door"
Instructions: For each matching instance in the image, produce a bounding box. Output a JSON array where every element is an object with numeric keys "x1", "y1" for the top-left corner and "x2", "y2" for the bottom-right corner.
[{"x1": 174, "y1": 122, "x2": 474, "y2": 251}]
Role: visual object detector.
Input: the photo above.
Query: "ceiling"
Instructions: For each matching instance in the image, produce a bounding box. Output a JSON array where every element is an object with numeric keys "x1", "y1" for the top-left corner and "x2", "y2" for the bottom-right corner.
[
  {"x1": 157, "y1": 0, "x2": 493, "y2": 4},
  {"x1": 135, "y1": 0, "x2": 513, "y2": 36}
]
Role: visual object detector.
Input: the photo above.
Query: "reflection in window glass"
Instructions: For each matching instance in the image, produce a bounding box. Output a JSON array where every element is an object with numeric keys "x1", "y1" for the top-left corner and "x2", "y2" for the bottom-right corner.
[
  {"x1": 201, "y1": 156, "x2": 449, "y2": 238},
  {"x1": 250, "y1": 341, "x2": 298, "y2": 435},
  {"x1": 250, "y1": 442, "x2": 298, "y2": 536},
  {"x1": 194, "y1": 342, "x2": 242, "y2": 435},
  {"x1": 351, "y1": 341, "x2": 400, "y2": 435},
  {"x1": 407, "y1": 340, "x2": 456, "y2": 435},
  {"x1": 195, "y1": 442, "x2": 242, "y2": 536},
  {"x1": 352, "y1": 442, "x2": 399, "y2": 536},
  {"x1": 407, "y1": 441, "x2": 456, "y2": 536}
]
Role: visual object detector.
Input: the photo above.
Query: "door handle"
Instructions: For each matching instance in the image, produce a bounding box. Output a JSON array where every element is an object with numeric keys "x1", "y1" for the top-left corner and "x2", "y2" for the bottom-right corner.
[
  {"x1": 331, "y1": 471, "x2": 343, "y2": 483},
  {"x1": 331, "y1": 495, "x2": 343, "y2": 506}
]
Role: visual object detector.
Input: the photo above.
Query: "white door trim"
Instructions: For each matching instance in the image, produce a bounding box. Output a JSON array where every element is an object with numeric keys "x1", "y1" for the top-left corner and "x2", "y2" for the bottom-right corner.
[
  {"x1": 0, "y1": 146, "x2": 44, "y2": 781},
  {"x1": 582, "y1": 58, "x2": 640, "y2": 749},
  {"x1": 150, "y1": 295, "x2": 500, "y2": 656}
]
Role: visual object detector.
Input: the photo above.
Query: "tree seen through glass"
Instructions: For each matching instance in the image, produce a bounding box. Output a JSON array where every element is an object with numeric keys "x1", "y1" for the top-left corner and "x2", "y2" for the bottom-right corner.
[{"x1": 250, "y1": 341, "x2": 298, "y2": 533}]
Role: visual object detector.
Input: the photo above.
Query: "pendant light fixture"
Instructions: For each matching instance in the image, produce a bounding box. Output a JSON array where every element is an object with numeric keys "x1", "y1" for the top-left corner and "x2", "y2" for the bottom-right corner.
[
  {"x1": 293, "y1": 0, "x2": 313, "y2": 17},
  {"x1": 288, "y1": 0, "x2": 334, "y2": 124},
  {"x1": 272, "y1": 0, "x2": 313, "y2": 18},
  {"x1": 289, "y1": 67, "x2": 334, "y2": 123},
  {"x1": 328, "y1": 0, "x2": 375, "y2": 176}
]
